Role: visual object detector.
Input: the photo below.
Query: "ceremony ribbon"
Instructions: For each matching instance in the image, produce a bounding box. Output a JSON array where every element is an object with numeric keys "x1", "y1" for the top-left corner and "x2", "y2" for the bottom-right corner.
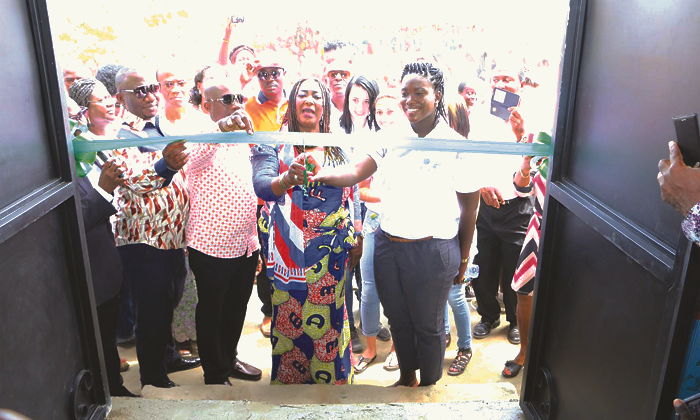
[{"x1": 71, "y1": 130, "x2": 553, "y2": 177}]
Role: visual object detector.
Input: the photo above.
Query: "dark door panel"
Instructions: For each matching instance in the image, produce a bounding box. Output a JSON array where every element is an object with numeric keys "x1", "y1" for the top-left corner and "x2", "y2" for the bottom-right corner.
[
  {"x1": 523, "y1": 0, "x2": 700, "y2": 418},
  {"x1": 0, "y1": 0, "x2": 109, "y2": 418}
]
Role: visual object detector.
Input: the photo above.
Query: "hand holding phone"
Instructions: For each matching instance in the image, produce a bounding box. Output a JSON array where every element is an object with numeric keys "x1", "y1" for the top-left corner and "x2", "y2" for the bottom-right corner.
[
  {"x1": 673, "y1": 113, "x2": 700, "y2": 168},
  {"x1": 491, "y1": 88, "x2": 520, "y2": 121}
]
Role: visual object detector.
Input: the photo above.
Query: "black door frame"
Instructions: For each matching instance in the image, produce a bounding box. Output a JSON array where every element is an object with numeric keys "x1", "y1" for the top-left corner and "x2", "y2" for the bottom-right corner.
[
  {"x1": 520, "y1": 0, "x2": 700, "y2": 418},
  {"x1": 0, "y1": 0, "x2": 109, "y2": 417}
]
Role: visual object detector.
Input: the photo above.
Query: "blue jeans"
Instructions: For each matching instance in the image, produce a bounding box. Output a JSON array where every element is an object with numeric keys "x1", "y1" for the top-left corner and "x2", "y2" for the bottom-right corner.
[
  {"x1": 444, "y1": 283, "x2": 472, "y2": 349},
  {"x1": 360, "y1": 209, "x2": 381, "y2": 336}
]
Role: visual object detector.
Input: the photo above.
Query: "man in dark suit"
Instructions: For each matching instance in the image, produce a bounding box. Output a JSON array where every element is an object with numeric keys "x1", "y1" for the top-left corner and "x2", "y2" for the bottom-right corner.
[{"x1": 77, "y1": 158, "x2": 136, "y2": 397}]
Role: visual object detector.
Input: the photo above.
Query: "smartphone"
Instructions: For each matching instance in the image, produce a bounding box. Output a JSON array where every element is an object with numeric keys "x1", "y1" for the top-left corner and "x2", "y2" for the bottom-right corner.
[
  {"x1": 490, "y1": 88, "x2": 520, "y2": 121},
  {"x1": 673, "y1": 113, "x2": 700, "y2": 167},
  {"x1": 231, "y1": 15, "x2": 244, "y2": 24}
]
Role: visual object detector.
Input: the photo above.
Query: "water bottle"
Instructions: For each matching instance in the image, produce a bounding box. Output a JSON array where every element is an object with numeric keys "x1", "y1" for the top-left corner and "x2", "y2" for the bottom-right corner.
[{"x1": 464, "y1": 264, "x2": 479, "y2": 281}]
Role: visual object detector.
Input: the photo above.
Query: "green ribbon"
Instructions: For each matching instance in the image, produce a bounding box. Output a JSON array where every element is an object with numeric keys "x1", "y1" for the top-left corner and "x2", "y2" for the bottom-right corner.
[
  {"x1": 71, "y1": 130, "x2": 553, "y2": 176},
  {"x1": 69, "y1": 120, "x2": 95, "y2": 178},
  {"x1": 533, "y1": 132, "x2": 551, "y2": 180}
]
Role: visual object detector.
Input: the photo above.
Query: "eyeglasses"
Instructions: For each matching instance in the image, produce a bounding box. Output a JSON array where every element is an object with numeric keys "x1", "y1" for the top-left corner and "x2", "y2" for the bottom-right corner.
[
  {"x1": 162, "y1": 80, "x2": 187, "y2": 89},
  {"x1": 328, "y1": 70, "x2": 351, "y2": 80},
  {"x1": 119, "y1": 84, "x2": 161, "y2": 99},
  {"x1": 207, "y1": 93, "x2": 245, "y2": 106},
  {"x1": 88, "y1": 97, "x2": 117, "y2": 107},
  {"x1": 257, "y1": 69, "x2": 284, "y2": 81}
]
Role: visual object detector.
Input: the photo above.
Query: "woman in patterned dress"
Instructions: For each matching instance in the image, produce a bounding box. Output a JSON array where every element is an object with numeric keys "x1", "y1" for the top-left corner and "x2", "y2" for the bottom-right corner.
[
  {"x1": 503, "y1": 148, "x2": 548, "y2": 378},
  {"x1": 251, "y1": 78, "x2": 360, "y2": 385}
]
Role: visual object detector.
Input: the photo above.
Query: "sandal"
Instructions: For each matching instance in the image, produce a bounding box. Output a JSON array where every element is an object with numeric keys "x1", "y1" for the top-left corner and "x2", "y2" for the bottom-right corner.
[
  {"x1": 383, "y1": 351, "x2": 399, "y2": 371},
  {"x1": 354, "y1": 354, "x2": 377, "y2": 374},
  {"x1": 502, "y1": 360, "x2": 524, "y2": 378},
  {"x1": 447, "y1": 347, "x2": 473, "y2": 376}
]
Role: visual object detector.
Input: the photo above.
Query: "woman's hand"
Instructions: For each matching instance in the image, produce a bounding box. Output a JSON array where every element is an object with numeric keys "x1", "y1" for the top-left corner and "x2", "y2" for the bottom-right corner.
[
  {"x1": 347, "y1": 236, "x2": 363, "y2": 270},
  {"x1": 453, "y1": 255, "x2": 470, "y2": 285},
  {"x1": 284, "y1": 162, "x2": 308, "y2": 187}
]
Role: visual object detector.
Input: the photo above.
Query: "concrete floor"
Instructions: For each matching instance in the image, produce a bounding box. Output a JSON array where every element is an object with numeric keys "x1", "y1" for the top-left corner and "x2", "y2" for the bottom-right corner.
[{"x1": 111, "y1": 288, "x2": 526, "y2": 419}]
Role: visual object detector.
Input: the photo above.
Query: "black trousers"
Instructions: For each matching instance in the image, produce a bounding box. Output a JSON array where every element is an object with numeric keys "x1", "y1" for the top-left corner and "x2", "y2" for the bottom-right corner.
[
  {"x1": 118, "y1": 244, "x2": 186, "y2": 386},
  {"x1": 96, "y1": 294, "x2": 123, "y2": 393},
  {"x1": 472, "y1": 196, "x2": 533, "y2": 325},
  {"x1": 374, "y1": 228, "x2": 459, "y2": 386},
  {"x1": 188, "y1": 247, "x2": 259, "y2": 384},
  {"x1": 256, "y1": 205, "x2": 272, "y2": 318}
]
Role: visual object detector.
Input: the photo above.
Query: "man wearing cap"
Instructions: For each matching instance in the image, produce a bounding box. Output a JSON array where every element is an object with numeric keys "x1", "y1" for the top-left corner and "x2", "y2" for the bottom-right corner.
[
  {"x1": 183, "y1": 77, "x2": 262, "y2": 385},
  {"x1": 244, "y1": 52, "x2": 288, "y2": 338},
  {"x1": 245, "y1": 52, "x2": 288, "y2": 132},
  {"x1": 468, "y1": 66, "x2": 535, "y2": 351}
]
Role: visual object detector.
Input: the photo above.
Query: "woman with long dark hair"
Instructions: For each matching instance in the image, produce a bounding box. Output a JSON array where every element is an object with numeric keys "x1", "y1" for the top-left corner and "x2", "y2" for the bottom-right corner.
[
  {"x1": 339, "y1": 75, "x2": 380, "y2": 134},
  {"x1": 250, "y1": 78, "x2": 360, "y2": 385},
  {"x1": 309, "y1": 62, "x2": 486, "y2": 387}
]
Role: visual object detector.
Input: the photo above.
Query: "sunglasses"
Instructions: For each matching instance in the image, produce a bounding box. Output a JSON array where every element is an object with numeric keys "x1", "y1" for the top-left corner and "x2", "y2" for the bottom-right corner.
[
  {"x1": 257, "y1": 69, "x2": 283, "y2": 81},
  {"x1": 119, "y1": 84, "x2": 160, "y2": 99},
  {"x1": 207, "y1": 93, "x2": 245, "y2": 106},
  {"x1": 162, "y1": 80, "x2": 187, "y2": 89},
  {"x1": 328, "y1": 70, "x2": 351, "y2": 80}
]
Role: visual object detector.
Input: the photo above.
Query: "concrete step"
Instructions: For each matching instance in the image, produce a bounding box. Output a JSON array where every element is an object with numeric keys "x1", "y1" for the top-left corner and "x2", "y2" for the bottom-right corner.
[{"x1": 109, "y1": 383, "x2": 526, "y2": 419}]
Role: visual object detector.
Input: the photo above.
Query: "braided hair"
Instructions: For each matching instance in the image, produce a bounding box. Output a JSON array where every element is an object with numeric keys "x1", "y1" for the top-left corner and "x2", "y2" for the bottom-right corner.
[
  {"x1": 68, "y1": 78, "x2": 98, "y2": 107},
  {"x1": 283, "y1": 78, "x2": 347, "y2": 167},
  {"x1": 339, "y1": 75, "x2": 380, "y2": 134},
  {"x1": 400, "y1": 62, "x2": 447, "y2": 128}
]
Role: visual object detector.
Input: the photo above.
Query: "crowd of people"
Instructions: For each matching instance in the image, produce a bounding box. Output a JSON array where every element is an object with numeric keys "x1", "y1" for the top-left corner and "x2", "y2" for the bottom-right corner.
[{"x1": 62, "y1": 17, "x2": 557, "y2": 395}]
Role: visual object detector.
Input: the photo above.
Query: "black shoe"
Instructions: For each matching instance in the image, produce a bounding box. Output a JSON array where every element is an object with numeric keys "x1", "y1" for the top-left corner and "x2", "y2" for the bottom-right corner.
[
  {"x1": 473, "y1": 318, "x2": 501, "y2": 339},
  {"x1": 377, "y1": 324, "x2": 391, "y2": 342},
  {"x1": 229, "y1": 359, "x2": 262, "y2": 381},
  {"x1": 166, "y1": 356, "x2": 201, "y2": 374},
  {"x1": 445, "y1": 332, "x2": 452, "y2": 348},
  {"x1": 142, "y1": 379, "x2": 178, "y2": 389},
  {"x1": 111, "y1": 385, "x2": 139, "y2": 397},
  {"x1": 350, "y1": 326, "x2": 364, "y2": 353},
  {"x1": 465, "y1": 285, "x2": 475, "y2": 301},
  {"x1": 507, "y1": 324, "x2": 520, "y2": 345}
]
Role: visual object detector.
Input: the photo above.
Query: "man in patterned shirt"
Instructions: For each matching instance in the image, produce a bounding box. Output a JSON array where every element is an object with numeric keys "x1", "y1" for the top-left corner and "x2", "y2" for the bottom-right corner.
[
  {"x1": 183, "y1": 77, "x2": 262, "y2": 385},
  {"x1": 112, "y1": 66, "x2": 201, "y2": 389},
  {"x1": 658, "y1": 141, "x2": 700, "y2": 245}
]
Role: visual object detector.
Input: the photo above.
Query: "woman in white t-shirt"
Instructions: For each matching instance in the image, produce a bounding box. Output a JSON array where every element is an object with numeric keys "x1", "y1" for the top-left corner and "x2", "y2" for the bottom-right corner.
[{"x1": 307, "y1": 62, "x2": 483, "y2": 387}]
